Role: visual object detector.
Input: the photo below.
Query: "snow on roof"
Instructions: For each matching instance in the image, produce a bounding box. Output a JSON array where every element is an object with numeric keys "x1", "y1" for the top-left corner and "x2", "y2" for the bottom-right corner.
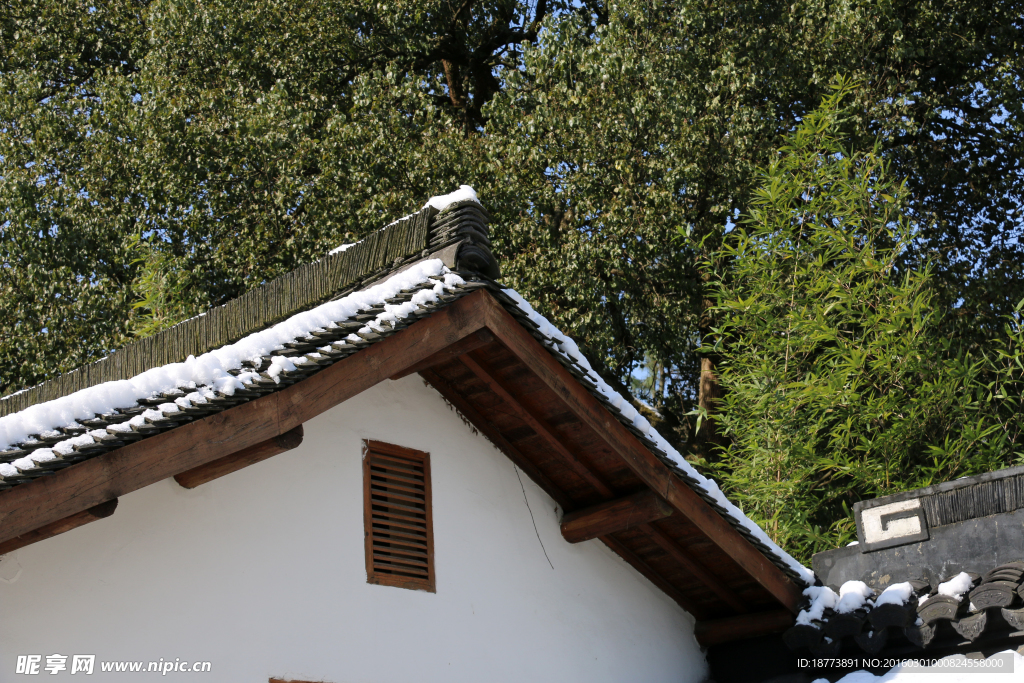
[
  {"x1": 423, "y1": 185, "x2": 479, "y2": 211},
  {"x1": 0, "y1": 185, "x2": 813, "y2": 587},
  {"x1": 0, "y1": 259, "x2": 467, "y2": 465},
  {"x1": 327, "y1": 242, "x2": 356, "y2": 256},
  {"x1": 327, "y1": 186, "x2": 481, "y2": 259},
  {"x1": 499, "y1": 288, "x2": 815, "y2": 586}
]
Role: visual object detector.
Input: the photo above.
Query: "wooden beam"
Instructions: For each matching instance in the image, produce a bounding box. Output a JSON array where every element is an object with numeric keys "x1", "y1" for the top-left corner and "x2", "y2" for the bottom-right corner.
[
  {"x1": 694, "y1": 610, "x2": 794, "y2": 647},
  {"x1": 0, "y1": 286, "x2": 803, "y2": 617},
  {"x1": 0, "y1": 499, "x2": 117, "y2": 556},
  {"x1": 561, "y1": 490, "x2": 672, "y2": 543},
  {"x1": 641, "y1": 522, "x2": 748, "y2": 614},
  {"x1": 420, "y1": 368, "x2": 574, "y2": 509},
  {"x1": 600, "y1": 535, "x2": 706, "y2": 620},
  {"x1": 174, "y1": 425, "x2": 304, "y2": 489},
  {"x1": 459, "y1": 352, "x2": 615, "y2": 498},
  {"x1": 390, "y1": 329, "x2": 494, "y2": 380},
  {"x1": 474, "y1": 291, "x2": 805, "y2": 613},
  {"x1": 0, "y1": 291, "x2": 493, "y2": 546}
]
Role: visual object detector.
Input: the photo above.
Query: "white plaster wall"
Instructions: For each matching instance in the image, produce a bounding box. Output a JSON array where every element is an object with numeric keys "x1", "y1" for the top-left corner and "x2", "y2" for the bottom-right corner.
[{"x1": 0, "y1": 376, "x2": 705, "y2": 682}]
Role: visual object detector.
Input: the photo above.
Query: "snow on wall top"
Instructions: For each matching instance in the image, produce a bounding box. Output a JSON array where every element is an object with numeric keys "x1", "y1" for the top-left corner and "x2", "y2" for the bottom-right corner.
[{"x1": 327, "y1": 185, "x2": 480, "y2": 260}]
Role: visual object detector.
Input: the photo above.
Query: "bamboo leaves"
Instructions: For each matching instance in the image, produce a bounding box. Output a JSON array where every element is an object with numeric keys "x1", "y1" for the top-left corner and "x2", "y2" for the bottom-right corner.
[{"x1": 709, "y1": 82, "x2": 1024, "y2": 562}]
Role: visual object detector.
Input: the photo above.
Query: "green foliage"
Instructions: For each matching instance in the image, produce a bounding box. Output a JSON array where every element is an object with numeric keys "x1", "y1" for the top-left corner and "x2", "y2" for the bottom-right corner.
[
  {"x1": 1, "y1": 0, "x2": 1021, "y2": 470},
  {"x1": 128, "y1": 237, "x2": 197, "y2": 339},
  {"x1": 708, "y1": 81, "x2": 1024, "y2": 562}
]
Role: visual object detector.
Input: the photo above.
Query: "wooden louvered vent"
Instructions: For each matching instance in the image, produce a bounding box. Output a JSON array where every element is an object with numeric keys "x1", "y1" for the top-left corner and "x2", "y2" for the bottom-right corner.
[{"x1": 363, "y1": 441, "x2": 435, "y2": 592}]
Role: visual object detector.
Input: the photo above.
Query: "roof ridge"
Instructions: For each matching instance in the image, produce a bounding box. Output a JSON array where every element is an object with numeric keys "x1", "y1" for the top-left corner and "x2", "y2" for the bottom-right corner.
[{"x1": 1, "y1": 199, "x2": 498, "y2": 417}]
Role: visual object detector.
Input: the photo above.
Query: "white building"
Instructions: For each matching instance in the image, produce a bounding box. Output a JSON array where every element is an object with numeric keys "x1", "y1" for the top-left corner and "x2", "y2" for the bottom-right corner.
[{"x1": 0, "y1": 190, "x2": 810, "y2": 682}]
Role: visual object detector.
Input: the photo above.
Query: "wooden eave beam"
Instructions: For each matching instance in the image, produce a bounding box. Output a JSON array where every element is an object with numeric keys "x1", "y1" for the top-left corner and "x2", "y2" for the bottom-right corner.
[
  {"x1": 472, "y1": 292, "x2": 805, "y2": 614},
  {"x1": 694, "y1": 610, "x2": 794, "y2": 647},
  {"x1": 390, "y1": 329, "x2": 494, "y2": 380},
  {"x1": 0, "y1": 499, "x2": 117, "y2": 556},
  {"x1": 0, "y1": 291, "x2": 494, "y2": 545},
  {"x1": 560, "y1": 490, "x2": 672, "y2": 543},
  {"x1": 174, "y1": 425, "x2": 304, "y2": 489}
]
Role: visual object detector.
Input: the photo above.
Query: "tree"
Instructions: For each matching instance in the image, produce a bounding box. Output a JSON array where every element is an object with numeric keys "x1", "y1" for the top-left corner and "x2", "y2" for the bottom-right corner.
[
  {"x1": 2, "y1": 0, "x2": 1021, "y2": 467},
  {"x1": 481, "y1": 0, "x2": 1024, "y2": 452},
  {"x1": 707, "y1": 81, "x2": 1024, "y2": 562},
  {"x1": 0, "y1": 0, "x2": 582, "y2": 392}
]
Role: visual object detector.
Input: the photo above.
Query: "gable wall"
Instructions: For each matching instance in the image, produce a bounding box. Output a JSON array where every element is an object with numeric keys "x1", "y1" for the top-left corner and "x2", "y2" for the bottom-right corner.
[{"x1": 0, "y1": 376, "x2": 704, "y2": 682}]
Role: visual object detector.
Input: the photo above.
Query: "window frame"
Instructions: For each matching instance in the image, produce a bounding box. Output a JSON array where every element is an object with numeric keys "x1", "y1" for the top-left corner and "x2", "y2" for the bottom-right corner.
[{"x1": 362, "y1": 440, "x2": 436, "y2": 593}]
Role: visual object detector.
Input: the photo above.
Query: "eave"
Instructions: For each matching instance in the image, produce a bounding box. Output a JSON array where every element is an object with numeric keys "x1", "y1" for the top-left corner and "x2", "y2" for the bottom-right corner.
[{"x1": 0, "y1": 289, "x2": 801, "y2": 642}]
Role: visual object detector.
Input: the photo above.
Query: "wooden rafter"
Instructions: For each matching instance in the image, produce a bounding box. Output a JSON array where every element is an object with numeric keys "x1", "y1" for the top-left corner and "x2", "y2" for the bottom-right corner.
[
  {"x1": 601, "y1": 535, "x2": 705, "y2": 619},
  {"x1": 642, "y1": 522, "x2": 748, "y2": 613},
  {"x1": 471, "y1": 292, "x2": 805, "y2": 613},
  {"x1": 419, "y1": 368, "x2": 573, "y2": 509},
  {"x1": 458, "y1": 352, "x2": 615, "y2": 498},
  {"x1": 390, "y1": 329, "x2": 494, "y2": 381}
]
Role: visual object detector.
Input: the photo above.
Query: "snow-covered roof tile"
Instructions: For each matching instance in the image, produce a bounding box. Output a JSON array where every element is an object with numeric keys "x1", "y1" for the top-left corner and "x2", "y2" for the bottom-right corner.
[{"x1": 0, "y1": 187, "x2": 812, "y2": 595}]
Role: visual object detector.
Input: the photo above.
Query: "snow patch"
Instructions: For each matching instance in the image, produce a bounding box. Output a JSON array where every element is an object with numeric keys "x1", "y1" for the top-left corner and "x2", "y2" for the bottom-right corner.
[
  {"x1": 796, "y1": 585, "x2": 838, "y2": 625},
  {"x1": 937, "y1": 572, "x2": 973, "y2": 600},
  {"x1": 836, "y1": 581, "x2": 874, "y2": 614},
  {"x1": 423, "y1": 185, "x2": 479, "y2": 211},
  {"x1": 328, "y1": 243, "x2": 356, "y2": 255},
  {"x1": 875, "y1": 582, "x2": 914, "y2": 607}
]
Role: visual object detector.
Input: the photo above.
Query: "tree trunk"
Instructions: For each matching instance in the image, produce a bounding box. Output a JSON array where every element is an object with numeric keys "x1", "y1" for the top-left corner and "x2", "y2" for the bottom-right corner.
[
  {"x1": 697, "y1": 355, "x2": 728, "y2": 458},
  {"x1": 697, "y1": 281, "x2": 730, "y2": 459}
]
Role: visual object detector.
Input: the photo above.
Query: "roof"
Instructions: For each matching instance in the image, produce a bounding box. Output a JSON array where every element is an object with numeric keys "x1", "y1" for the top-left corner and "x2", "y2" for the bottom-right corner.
[
  {"x1": 781, "y1": 465, "x2": 1024, "y2": 668},
  {"x1": 0, "y1": 185, "x2": 497, "y2": 419},
  {"x1": 786, "y1": 562, "x2": 1024, "y2": 657},
  {"x1": 0, "y1": 188, "x2": 811, "y2": 641}
]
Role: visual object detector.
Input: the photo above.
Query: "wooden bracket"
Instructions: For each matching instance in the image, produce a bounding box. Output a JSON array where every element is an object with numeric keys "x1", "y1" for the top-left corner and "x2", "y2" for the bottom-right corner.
[
  {"x1": 0, "y1": 499, "x2": 118, "y2": 556},
  {"x1": 560, "y1": 490, "x2": 672, "y2": 543},
  {"x1": 174, "y1": 425, "x2": 305, "y2": 489}
]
